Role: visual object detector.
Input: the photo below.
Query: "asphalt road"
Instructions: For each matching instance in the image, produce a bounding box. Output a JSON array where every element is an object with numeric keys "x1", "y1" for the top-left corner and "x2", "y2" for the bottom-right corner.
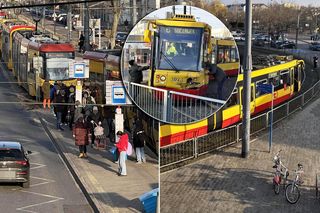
[{"x1": 0, "y1": 65, "x2": 91, "y2": 212}]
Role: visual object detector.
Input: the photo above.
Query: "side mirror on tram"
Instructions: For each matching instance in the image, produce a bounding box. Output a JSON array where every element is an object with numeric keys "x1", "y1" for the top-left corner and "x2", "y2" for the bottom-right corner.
[{"x1": 144, "y1": 29, "x2": 151, "y2": 43}]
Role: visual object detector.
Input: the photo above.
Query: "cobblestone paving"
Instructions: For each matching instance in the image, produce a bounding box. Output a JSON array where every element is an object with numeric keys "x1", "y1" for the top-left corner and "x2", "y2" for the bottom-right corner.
[{"x1": 160, "y1": 95, "x2": 320, "y2": 213}]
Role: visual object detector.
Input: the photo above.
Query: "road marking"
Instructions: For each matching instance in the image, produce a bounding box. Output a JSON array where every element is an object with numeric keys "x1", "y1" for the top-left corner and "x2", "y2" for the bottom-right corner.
[
  {"x1": 16, "y1": 190, "x2": 64, "y2": 213},
  {"x1": 30, "y1": 163, "x2": 46, "y2": 170},
  {"x1": 29, "y1": 176, "x2": 55, "y2": 188}
]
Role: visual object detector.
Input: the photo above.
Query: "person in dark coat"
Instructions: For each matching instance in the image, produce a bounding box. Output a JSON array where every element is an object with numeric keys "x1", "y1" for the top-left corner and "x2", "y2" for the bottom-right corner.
[
  {"x1": 79, "y1": 33, "x2": 85, "y2": 53},
  {"x1": 73, "y1": 115, "x2": 89, "y2": 158},
  {"x1": 128, "y1": 59, "x2": 149, "y2": 84},
  {"x1": 50, "y1": 82, "x2": 58, "y2": 115},
  {"x1": 61, "y1": 84, "x2": 69, "y2": 125},
  {"x1": 42, "y1": 79, "x2": 51, "y2": 109},
  {"x1": 68, "y1": 86, "x2": 76, "y2": 130},
  {"x1": 132, "y1": 118, "x2": 146, "y2": 163},
  {"x1": 210, "y1": 65, "x2": 226, "y2": 100},
  {"x1": 55, "y1": 90, "x2": 66, "y2": 131}
]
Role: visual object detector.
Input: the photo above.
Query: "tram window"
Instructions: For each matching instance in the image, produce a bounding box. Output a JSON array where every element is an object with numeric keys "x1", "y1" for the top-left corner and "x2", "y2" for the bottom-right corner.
[
  {"x1": 217, "y1": 46, "x2": 235, "y2": 63},
  {"x1": 143, "y1": 52, "x2": 148, "y2": 64},
  {"x1": 255, "y1": 79, "x2": 267, "y2": 98},
  {"x1": 280, "y1": 71, "x2": 290, "y2": 87},
  {"x1": 230, "y1": 47, "x2": 239, "y2": 62},
  {"x1": 269, "y1": 75, "x2": 284, "y2": 90},
  {"x1": 227, "y1": 91, "x2": 238, "y2": 106},
  {"x1": 218, "y1": 48, "x2": 225, "y2": 63}
]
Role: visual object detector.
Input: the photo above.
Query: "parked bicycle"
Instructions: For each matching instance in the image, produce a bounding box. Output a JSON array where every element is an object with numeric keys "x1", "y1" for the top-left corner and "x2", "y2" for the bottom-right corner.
[
  {"x1": 272, "y1": 149, "x2": 289, "y2": 194},
  {"x1": 285, "y1": 163, "x2": 304, "y2": 204}
]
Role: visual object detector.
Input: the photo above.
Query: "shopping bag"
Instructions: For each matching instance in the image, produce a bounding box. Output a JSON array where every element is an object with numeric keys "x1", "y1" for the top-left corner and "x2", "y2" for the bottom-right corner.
[
  {"x1": 109, "y1": 146, "x2": 117, "y2": 155},
  {"x1": 126, "y1": 142, "x2": 133, "y2": 156}
]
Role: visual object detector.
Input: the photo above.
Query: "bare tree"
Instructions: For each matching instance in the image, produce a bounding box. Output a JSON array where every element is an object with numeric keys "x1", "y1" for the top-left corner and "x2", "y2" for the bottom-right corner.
[
  {"x1": 110, "y1": 0, "x2": 121, "y2": 49},
  {"x1": 205, "y1": 0, "x2": 228, "y2": 23}
]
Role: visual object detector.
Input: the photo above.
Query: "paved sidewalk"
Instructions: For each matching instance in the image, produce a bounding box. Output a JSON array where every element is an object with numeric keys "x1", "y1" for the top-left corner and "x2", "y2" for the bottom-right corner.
[
  {"x1": 36, "y1": 109, "x2": 158, "y2": 213},
  {"x1": 161, "y1": 94, "x2": 320, "y2": 212}
]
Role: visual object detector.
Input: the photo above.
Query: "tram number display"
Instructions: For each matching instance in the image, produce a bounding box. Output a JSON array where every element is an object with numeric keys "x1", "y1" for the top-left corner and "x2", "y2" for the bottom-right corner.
[
  {"x1": 172, "y1": 77, "x2": 182, "y2": 82},
  {"x1": 165, "y1": 27, "x2": 196, "y2": 35}
]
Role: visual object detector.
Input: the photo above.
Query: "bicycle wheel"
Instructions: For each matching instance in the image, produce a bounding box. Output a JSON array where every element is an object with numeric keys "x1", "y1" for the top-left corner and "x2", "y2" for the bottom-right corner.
[{"x1": 285, "y1": 183, "x2": 300, "y2": 204}]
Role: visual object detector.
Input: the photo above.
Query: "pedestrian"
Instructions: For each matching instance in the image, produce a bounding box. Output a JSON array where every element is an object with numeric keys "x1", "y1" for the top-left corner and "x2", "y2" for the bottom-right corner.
[
  {"x1": 128, "y1": 59, "x2": 149, "y2": 84},
  {"x1": 132, "y1": 118, "x2": 146, "y2": 164},
  {"x1": 115, "y1": 131, "x2": 129, "y2": 176},
  {"x1": 42, "y1": 79, "x2": 51, "y2": 109},
  {"x1": 67, "y1": 86, "x2": 76, "y2": 130},
  {"x1": 50, "y1": 81, "x2": 58, "y2": 116},
  {"x1": 61, "y1": 85, "x2": 69, "y2": 126},
  {"x1": 55, "y1": 90, "x2": 66, "y2": 131},
  {"x1": 314, "y1": 56, "x2": 318, "y2": 69},
  {"x1": 210, "y1": 65, "x2": 226, "y2": 100},
  {"x1": 73, "y1": 115, "x2": 89, "y2": 158},
  {"x1": 73, "y1": 100, "x2": 83, "y2": 123},
  {"x1": 89, "y1": 106, "x2": 102, "y2": 147},
  {"x1": 79, "y1": 33, "x2": 85, "y2": 53}
]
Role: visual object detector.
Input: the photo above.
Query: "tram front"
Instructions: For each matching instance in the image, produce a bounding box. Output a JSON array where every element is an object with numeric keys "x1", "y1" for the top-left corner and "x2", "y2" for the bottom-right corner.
[{"x1": 145, "y1": 14, "x2": 212, "y2": 96}]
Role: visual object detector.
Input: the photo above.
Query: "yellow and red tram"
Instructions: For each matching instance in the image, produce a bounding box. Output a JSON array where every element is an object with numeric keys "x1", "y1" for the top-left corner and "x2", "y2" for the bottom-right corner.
[
  {"x1": 159, "y1": 59, "x2": 304, "y2": 147},
  {"x1": 144, "y1": 14, "x2": 213, "y2": 96},
  {"x1": 1, "y1": 24, "x2": 34, "y2": 69},
  {"x1": 0, "y1": 20, "x2": 76, "y2": 96},
  {"x1": 212, "y1": 38, "x2": 240, "y2": 76}
]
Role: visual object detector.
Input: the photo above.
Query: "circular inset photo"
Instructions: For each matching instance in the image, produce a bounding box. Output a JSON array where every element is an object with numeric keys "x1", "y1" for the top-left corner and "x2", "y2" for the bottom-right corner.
[{"x1": 121, "y1": 5, "x2": 240, "y2": 124}]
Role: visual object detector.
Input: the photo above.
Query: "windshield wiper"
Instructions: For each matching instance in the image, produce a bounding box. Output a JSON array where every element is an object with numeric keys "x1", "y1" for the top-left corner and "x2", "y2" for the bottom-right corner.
[{"x1": 160, "y1": 50, "x2": 179, "y2": 73}]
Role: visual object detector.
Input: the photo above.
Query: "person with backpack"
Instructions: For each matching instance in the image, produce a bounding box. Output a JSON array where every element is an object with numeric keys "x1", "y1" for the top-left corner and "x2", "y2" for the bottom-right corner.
[{"x1": 116, "y1": 131, "x2": 129, "y2": 176}]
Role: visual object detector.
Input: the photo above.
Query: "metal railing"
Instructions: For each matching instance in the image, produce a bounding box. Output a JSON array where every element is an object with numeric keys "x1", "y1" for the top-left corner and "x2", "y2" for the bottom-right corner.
[
  {"x1": 123, "y1": 81, "x2": 226, "y2": 124},
  {"x1": 160, "y1": 80, "x2": 320, "y2": 170}
]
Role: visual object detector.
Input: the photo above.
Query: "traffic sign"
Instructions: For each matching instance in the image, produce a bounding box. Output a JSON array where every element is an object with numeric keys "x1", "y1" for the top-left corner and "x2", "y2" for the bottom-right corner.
[
  {"x1": 69, "y1": 60, "x2": 89, "y2": 78},
  {"x1": 105, "y1": 81, "x2": 132, "y2": 105}
]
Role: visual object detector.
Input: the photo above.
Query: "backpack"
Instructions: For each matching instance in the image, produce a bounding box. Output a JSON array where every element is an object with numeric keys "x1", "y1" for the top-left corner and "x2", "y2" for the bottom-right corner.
[{"x1": 126, "y1": 142, "x2": 133, "y2": 156}]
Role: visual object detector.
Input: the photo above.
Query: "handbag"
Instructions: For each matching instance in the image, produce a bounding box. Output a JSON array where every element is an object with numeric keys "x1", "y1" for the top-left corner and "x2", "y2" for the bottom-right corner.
[
  {"x1": 94, "y1": 125, "x2": 104, "y2": 137},
  {"x1": 126, "y1": 142, "x2": 133, "y2": 156}
]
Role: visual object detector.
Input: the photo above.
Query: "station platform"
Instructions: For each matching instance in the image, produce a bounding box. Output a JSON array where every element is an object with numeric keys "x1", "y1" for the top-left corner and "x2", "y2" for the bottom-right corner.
[{"x1": 36, "y1": 108, "x2": 158, "y2": 213}]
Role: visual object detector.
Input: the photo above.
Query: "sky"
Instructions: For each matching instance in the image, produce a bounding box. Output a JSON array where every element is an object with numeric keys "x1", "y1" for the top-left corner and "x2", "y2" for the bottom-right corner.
[{"x1": 219, "y1": 0, "x2": 320, "y2": 7}]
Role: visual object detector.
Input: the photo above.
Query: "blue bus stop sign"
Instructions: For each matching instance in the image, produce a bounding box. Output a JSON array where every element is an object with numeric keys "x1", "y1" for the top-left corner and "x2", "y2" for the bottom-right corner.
[{"x1": 112, "y1": 85, "x2": 126, "y2": 104}]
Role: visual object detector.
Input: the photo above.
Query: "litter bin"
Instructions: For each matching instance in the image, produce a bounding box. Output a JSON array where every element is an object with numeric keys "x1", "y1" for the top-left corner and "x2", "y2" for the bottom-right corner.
[{"x1": 139, "y1": 188, "x2": 159, "y2": 213}]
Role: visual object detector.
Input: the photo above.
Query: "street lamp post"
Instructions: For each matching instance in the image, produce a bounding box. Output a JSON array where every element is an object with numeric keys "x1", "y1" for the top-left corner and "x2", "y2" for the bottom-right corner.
[
  {"x1": 242, "y1": 0, "x2": 253, "y2": 158},
  {"x1": 295, "y1": 7, "x2": 301, "y2": 49}
]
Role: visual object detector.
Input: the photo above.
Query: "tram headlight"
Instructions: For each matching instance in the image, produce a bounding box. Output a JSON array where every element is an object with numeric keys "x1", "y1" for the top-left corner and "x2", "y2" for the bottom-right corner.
[{"x1": 160, "y1": 75, "x2": 166, "y2": 81}]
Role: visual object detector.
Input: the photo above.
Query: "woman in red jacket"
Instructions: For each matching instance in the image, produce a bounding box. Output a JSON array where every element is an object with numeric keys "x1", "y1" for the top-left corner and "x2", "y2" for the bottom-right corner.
[
  {"x1": 116, "y1": 131, "x2": 128, "y2": 176},
  {"x1": 73, "y1": 115, "x2": 89, "y2": 158}
]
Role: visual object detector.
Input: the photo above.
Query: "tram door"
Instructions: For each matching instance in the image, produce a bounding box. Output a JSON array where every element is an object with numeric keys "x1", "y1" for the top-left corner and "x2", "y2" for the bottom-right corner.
[
  {"x1": 293, "y1": 64, "x2": 301, "y2": 92},
  {"x1": 239, "y1": 84, "x2": 255, "y2": 118}
]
